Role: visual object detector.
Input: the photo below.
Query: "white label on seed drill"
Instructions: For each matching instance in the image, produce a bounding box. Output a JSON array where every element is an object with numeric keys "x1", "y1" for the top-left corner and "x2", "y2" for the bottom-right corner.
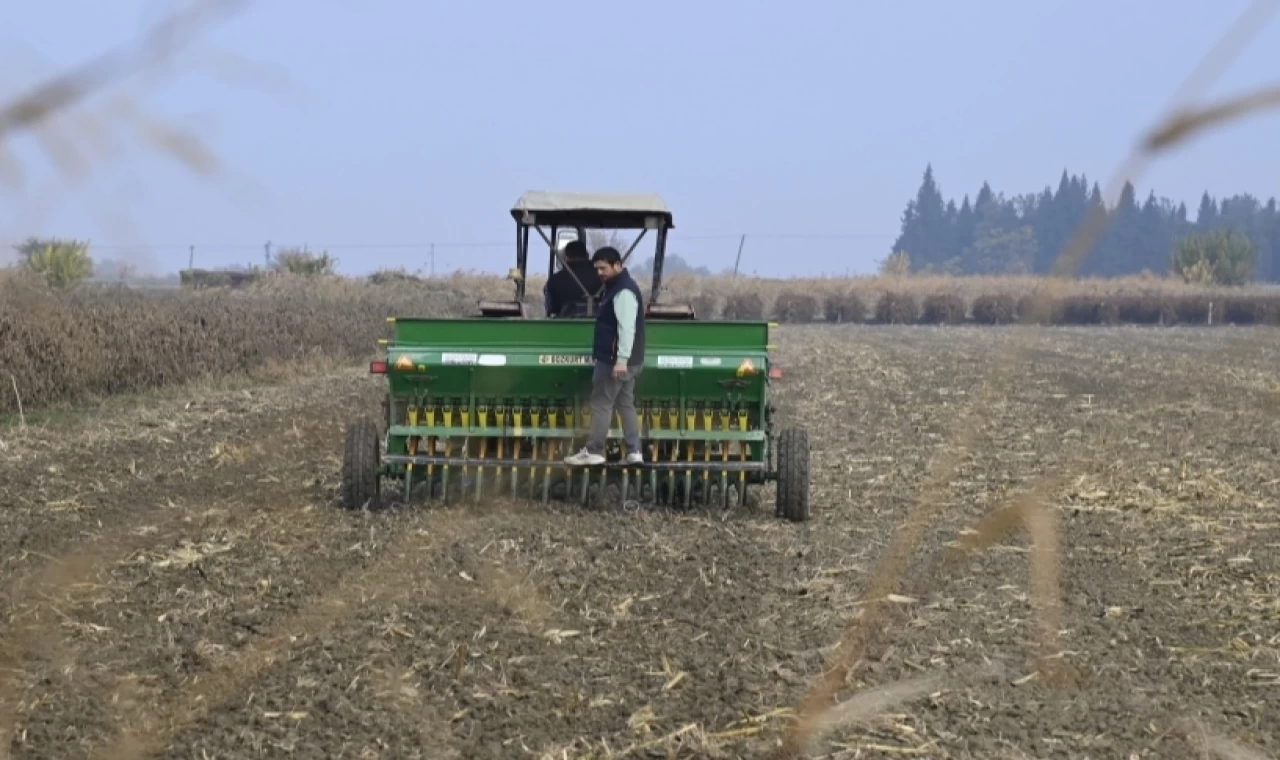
[
  {"x1": 478, "y1": 354, "x2": 506, "y2": 366},
  {"x1": 699, "y1": 357, "x2": 723, "y2": 366},
  {"x1": 441, "y1": 352, "x2": 478, "y2": 365},
  {"x1": 657, "y1": 355, "x2": 694, "y2": 368},
  {"x1": 539, "y1": 354, "x2": 591, "y2": 365}
]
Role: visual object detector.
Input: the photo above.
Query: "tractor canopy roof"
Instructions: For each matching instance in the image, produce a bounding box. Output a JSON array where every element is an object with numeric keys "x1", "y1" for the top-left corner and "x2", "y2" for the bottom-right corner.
[{"x1": 510, "y1": 190, "x2": 674, "y2": 230}]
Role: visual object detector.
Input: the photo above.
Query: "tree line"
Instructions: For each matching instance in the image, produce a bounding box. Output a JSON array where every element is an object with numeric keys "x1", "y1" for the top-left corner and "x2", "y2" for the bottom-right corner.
[
  {"x1": 3, "y1": 237, "x2": 347, "y2": 289},
  {"x1": 890, "y1": 165, "x2": 1279, "y2": 282}
]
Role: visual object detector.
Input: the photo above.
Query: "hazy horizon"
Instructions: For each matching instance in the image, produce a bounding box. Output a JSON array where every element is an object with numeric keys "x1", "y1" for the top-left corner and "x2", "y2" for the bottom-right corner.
[{"x1": 3, "y1": 0, "x2": 1280, "y2": 279}]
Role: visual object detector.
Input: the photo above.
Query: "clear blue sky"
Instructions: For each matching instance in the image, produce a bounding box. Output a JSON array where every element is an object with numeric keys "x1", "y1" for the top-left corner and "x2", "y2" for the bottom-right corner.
[{"x1": 2, "y1": 0, "x2": 1280, "y2": 278}]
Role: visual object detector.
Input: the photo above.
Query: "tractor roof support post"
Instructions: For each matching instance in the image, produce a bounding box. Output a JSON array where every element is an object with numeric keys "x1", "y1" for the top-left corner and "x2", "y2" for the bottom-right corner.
[
  {"x1": 651, "y1": 225, "x2": 669, "y2": 305},
  {"x1": 515, "y1": 219, "x2": 522, "y2": 290},
  {"x1": 532, "y1": 224, "x2": 555, "y2": 250},
  {"x1": 547, "y1": 224, "x2": 559, "y2": 308},
  {"x1": 546, "y1": 231, "x2": 557, "y2": 297},
  {"x1": 619, "y1": 228, "x2": 648, "y2": 266},
  {"x1": 515, "y1": 219, "x2": 529, "y2": 302}
]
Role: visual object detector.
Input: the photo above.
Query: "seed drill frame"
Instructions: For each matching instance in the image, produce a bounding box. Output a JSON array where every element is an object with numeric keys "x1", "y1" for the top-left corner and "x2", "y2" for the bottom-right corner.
[{"x1": 340, "y1": 190, "x2": 811, "y2": 520}]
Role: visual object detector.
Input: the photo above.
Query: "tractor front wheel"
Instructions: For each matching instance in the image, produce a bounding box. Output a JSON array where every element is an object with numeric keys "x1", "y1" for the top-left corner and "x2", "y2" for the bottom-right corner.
[
  {"x1": 341, "y1": 416, "x2": 382, "y2": 510},
  {"x1": 775, "y1": 427, "x2": 811, "y2": 522}
]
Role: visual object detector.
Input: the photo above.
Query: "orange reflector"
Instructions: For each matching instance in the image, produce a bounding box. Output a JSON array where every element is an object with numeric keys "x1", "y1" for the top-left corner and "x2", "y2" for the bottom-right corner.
[
  {"x1": 370, "y1": 360, "x2": 388, "y2": 374},
  {"x1": 768, "y1": 367, "x2": 783, "y2": 379}
]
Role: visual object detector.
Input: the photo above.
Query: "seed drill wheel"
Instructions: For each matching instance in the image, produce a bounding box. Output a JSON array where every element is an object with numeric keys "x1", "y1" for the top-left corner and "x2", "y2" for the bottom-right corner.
[
  {"x1": 340, "y1": 416, "x2": 382, "y2": 510},
  {"x1": 775, "y1": 427, "x2": 811, "y2": 522}
]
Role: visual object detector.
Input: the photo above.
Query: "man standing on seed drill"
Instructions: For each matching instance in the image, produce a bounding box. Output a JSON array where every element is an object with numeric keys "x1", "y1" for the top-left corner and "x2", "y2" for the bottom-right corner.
[{"x1": 564, "y1": 246, "x2": 645, "y2": 467}]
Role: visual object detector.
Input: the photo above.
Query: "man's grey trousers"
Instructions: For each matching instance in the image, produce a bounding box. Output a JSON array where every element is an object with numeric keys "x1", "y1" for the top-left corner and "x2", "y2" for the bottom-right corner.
[{"x1": 585, "y1": 361, "x2": 643, "y2": 455}]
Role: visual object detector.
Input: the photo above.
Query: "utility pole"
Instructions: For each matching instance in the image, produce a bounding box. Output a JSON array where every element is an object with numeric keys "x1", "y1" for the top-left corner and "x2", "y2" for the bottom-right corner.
[
  {"x1": 264, "y1": 240, "x2": 272, "y2": 268},
  {"x1": 732, "y1": 234, "x2": 746, "y2": 277},
  {"x1": 430, "y1": 242, "x2": 435, "y2": 277},
  {"x1": 188, "y1": 245, "x2": 194, "y2": 270}
]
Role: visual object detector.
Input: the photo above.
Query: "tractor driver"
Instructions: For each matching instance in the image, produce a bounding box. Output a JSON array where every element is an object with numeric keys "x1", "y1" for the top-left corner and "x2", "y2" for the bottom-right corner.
[{"x1": 543, "y1": 239, "x2": 602, "y2": 318}]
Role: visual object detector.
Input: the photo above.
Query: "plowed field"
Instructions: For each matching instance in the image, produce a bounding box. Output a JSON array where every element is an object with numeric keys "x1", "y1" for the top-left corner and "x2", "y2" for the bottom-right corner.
[{"x1": 1, "y1": 325, "x2": 1277, "y2": 759}]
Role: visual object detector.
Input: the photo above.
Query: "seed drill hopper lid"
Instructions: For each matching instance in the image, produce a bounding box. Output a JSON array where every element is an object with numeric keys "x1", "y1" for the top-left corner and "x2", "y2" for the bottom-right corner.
[{"x1": 511, "y1": 190, "x2": 674, "y2": 229}]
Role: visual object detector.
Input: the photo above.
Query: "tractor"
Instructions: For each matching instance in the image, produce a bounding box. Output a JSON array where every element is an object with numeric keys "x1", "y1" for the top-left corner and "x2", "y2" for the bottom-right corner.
[{"x1": 340, "y1": 190, "x2": 811, "y2": 521}]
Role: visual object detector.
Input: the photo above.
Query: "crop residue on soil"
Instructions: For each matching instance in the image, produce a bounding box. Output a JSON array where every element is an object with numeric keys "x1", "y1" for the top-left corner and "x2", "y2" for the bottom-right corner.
[{"x1": 0, "y1": 326, "x2": 1277, "y2": 759}]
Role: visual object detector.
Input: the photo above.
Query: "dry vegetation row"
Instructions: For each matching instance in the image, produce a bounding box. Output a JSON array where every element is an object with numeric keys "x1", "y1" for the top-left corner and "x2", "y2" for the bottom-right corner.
[
  {"x1": 667, "y1": 272, "x2": 1280, "y2": 327},
  {"x1": 0, "y1": 272, "x2": 486, "y2": 416},
  {"x1": 3, "y1": 268, "x2": 1280, "y2": 416}
]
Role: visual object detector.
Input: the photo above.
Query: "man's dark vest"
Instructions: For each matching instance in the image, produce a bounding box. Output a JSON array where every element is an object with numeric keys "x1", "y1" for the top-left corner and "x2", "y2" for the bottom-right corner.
[{"x1": 592, "y1": 268, "x2": 646, "y2": 367}]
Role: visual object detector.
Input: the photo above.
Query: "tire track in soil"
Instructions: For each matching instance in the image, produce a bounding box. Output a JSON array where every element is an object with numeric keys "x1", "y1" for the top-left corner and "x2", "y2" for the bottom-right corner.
[
  {"x1": 91, "y1": 512, "x2": 481, "y2": 760},
  {"x1": 136, "y1": 327, "x2": 1279, "y2": 760},
  {"x1": 0, "y1": 370, "x2": 388, "y2": 758},
  {"x1": 0, "y1": 373, "x2": 830, "y2": 758},
  {"x1": 5, "y1": 327, "x2": 1280, "y2": 759},
  {"x1": 0, "y1": 368, "x2": 808, "y2": 760},
  {"x1": 151, "y1": 507, "x2": 825, "y2": 760}
]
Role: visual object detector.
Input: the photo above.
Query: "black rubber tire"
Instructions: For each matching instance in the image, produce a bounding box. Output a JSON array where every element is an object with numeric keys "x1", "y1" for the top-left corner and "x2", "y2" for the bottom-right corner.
[
  {"x1": 340, "y1": 416, "x2": 382, "y2": 510},
  {"x1": 775, "y1": 427, "x2": 811, "y2": 522}
]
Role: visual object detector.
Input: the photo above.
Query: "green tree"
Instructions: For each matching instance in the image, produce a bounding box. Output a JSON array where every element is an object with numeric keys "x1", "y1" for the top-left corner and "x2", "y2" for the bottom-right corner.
[
  {"x1": 14, "y1": 237, "x2": 94, "y2": 288},
  {"x1": 1087, "y1": 181, "x2": 1143, "y2": 276},
  {"x1": 891, "y1": 166, "x2": 1280, "y2": 280},
  {"x1": 1219, "y1": 194, "x2": 1270, "y2": 280},
  {"x1": 878, "y1": 249, "x2": 912, "y2": 275},
  {"x1": 1261, "y1": 198, "x2": 1279, "y2": 281},
  {"x1": 1195, "y1": 192, "x2": 1218, "y2": 231},
  {"x1": 1171, "y1": 229, "x2": 1255, "y2": 286},
  {"x1": 951, "y1": 195, "x2": 975, "y2": 270},
  {"x1": 955, "y1": 186, "x2": 1037, "y2": 274},
  {"x1": 890, "y1": 164, "x2": 952, "y2": 270},
  {"x1": 272, "y1": 247, "x2": 338, "y2": 276},
  {"x1": 968, "y1": 225, "x2": 1037, "y2": 274}
]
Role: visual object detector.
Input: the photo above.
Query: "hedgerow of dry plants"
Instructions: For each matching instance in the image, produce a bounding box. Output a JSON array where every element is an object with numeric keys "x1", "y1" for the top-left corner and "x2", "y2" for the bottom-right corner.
[
  {"x1": 823, "y1": 290, "x2": 865, "y2": 323},
  {"x1": 8, "y1": 268, "x2": 1280, "y2": 417},
  {"x1": 772, "y1": 290, "x2": 819, "y2": 323},
  {"x1": 920, "y1": 292, "x2": 966, "y2": 324},
  {"x1": 689, "y1": 292, "x2": 719, "y2": 320},
  {"x1": 0, "y1": 272, "x2": 488, "y2": 415},
  {"x1": 1060, "y1": 294, "x2": 1109, "y2": 325},
  {"x1": 874, "y1": 291, "x2": 920, "y2": 324},
  {"x1": 970, "y1": 293, "x2": 1017, "y2": 324},
  {"x1": 1114, "y1": 294, "x2": 1163, "y2": 324},
  {"x1": 723, "y1": 291, "x2": 765, "y2": 320}
]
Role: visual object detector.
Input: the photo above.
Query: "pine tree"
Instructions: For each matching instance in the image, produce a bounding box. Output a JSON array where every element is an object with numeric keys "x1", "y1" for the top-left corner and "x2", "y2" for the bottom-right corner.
[
  {"x1": 974, "y1": 181, "x2": 994, "y2": 211},
  {"x1": 889, "y1": 166, "x2": 1280, "y2": 279},
  {"x1": 1032, "y1": 181, "x2": 1057, "y2": 273},
  {"x1": 1261, "y1": 198, "x2": 1278, "y2": 281},
  {"x1": 950, "y1": 195, "x2": 975, "y2": 273},
  {"x1": 1195, "y1": 192, "x2": 1217, "y2": 231},
  {"x1": 889, "y1": 164, "x2": 958, "y2": 270},
  {"x1": 1137, "y1": 192, "x2": 1172, "y2": 273}
]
